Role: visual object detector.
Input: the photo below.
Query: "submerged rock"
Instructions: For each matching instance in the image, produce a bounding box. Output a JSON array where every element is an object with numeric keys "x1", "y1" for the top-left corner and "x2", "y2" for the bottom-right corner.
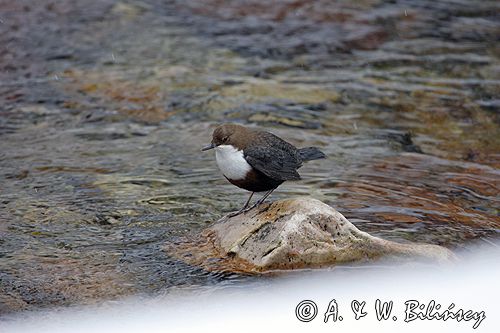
[{"x1": 166, "y1": 198, "x2": 455, "y2": 273}]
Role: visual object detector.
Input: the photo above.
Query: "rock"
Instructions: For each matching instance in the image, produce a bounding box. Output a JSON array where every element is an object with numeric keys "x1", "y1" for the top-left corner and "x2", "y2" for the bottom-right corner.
[
  {"x1": 166, "y1": 198, "x2": 455, "y2": 273},
  {"x1": 111, "y1": 2, "x2": 148, "y2": 19}
]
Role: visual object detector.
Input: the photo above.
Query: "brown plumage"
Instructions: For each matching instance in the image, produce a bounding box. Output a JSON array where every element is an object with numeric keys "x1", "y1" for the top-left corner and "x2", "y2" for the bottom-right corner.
[{"x1": 202, "y1": 123, "x2": 325, "y2": 216}]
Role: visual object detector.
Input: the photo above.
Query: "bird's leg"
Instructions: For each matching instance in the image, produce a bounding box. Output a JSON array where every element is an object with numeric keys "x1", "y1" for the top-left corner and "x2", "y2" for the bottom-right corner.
[
  {"x1": 243, "y1": 191, "x2": 254, "y2": 209},
  {"x1": 242, "y1": 188, "x2": 275, "y2": 212},
  {"x1": 226, "y1": 189, "x2": 276, "y2": 218},
  {"x1": 255, "y1": 188, "x2": 275, "y2": 206},
  {"x1": 226, "y1": 192, "x2": 254, "y2": 218}
]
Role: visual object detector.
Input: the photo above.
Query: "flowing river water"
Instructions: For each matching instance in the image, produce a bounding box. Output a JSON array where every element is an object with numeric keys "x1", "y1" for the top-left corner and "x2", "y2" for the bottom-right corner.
[{"x1": 0, "y1": 0, "x2": 499, "y2": 313}]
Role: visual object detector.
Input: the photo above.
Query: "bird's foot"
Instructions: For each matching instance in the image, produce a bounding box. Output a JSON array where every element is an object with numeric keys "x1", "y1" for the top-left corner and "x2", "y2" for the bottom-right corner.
[
  {"x1": 225, "y1": 201, "x2": 266, "y2": 218},
  {"x1": 225, "y1": 189, "x2": 275, "y2": 218},
  {"x1": 225, "y1": 209, "x2": 244, "y2": 218}
]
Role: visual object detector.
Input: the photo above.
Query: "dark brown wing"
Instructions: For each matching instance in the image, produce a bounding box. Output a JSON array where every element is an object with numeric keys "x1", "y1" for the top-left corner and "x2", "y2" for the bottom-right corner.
[{"x1": 243, "y1": 132, "x2": 302, "y2": 181}]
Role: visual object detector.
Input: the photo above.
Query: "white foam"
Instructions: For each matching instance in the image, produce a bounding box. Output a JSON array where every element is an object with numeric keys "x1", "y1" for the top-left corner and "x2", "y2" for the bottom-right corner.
[{"x1": 2, "y1": 242, "x2": 499, "y2": 333}]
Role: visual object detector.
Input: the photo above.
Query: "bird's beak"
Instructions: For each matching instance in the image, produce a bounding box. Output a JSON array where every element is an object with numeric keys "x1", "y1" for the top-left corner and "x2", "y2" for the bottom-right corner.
[{"x1": 201, "y1": 143, "x2": 216, "y2": 151}]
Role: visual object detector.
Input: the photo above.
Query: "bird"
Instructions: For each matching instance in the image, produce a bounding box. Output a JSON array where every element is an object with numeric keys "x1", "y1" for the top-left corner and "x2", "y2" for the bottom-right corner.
[{"x1": 202, "y1": 123, "x2": 325, "y2": 217}]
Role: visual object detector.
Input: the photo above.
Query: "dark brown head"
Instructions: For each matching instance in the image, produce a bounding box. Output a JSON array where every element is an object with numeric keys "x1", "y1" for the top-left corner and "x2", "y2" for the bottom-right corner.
[{"x1": 201, "y1": 123, "x2": 254, "y2": 151}]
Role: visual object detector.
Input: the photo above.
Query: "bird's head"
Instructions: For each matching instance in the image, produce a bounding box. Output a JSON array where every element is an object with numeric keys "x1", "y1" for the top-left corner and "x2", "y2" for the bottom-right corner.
[{"x1": 202, "y1": 123, "x2": 250, "y2": 151}]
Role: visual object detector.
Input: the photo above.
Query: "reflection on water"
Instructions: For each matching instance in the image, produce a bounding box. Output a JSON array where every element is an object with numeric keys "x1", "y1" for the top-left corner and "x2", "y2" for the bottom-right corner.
[{"x1": 0, "y1": 0, "x2": 499, "y2": 313}]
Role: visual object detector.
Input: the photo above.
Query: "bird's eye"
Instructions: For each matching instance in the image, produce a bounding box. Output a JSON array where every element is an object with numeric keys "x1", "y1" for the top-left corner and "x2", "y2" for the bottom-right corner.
[{"x1": 222, "y1": 136, "x2": 228, "y2": 142}]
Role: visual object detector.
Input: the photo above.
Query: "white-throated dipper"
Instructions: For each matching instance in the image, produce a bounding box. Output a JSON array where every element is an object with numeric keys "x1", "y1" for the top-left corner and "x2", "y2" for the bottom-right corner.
[{"x1": 202, "y1": 123, "x2": 325, "y2": 216}]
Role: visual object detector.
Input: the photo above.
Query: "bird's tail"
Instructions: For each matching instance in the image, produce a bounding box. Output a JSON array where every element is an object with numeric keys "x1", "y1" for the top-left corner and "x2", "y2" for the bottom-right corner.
[{"x1": 298, "y1": 147, "x2": 326, "y2": 161}]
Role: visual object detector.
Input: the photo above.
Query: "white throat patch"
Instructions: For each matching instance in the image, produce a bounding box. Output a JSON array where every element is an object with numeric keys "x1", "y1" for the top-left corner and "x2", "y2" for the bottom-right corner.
[{"x1": 215, "y1": 145, "x2": 252, "y2": 180}]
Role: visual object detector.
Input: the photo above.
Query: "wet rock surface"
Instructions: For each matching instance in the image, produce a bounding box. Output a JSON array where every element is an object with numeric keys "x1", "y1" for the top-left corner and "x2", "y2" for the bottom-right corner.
[{"x1": 167, "y1": 198, "x2": 454, "y2": 273}]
